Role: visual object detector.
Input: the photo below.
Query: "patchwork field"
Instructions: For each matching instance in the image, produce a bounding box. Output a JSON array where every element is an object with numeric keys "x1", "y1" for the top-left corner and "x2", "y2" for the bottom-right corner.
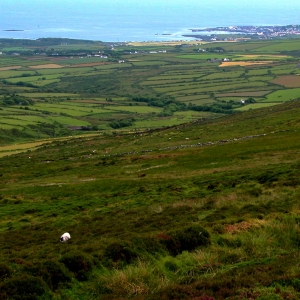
[
  {"x1": 29, "y1": 63, "x2": 64, "y2": 69},
  {"x1": 272, "y1": 75, "x2": 300, "y2": 87},
  {"x1": 220, "y1": 61, "x2": 273, "y2": 67},
  {"x1": 0, "y1": 66, "x2": 22, "y2": 71},
  {"x1": 235, "y1": 54, "x2": 289, "y2": 60},
  {"x1": 1, "y1": 37, "x2": 300, "y2": 145},
  {"x1": 262, "y1": 88, "x2": 300, "y2": 102},
  {"x1": 216, "y1": 91, "x2": 271, "y2": 97}
]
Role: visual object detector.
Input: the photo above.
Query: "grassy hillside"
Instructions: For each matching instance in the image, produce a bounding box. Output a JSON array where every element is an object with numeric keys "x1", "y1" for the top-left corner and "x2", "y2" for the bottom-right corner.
[{"x1": 1, "y1": 100, "x2": 300, "y2": 299}]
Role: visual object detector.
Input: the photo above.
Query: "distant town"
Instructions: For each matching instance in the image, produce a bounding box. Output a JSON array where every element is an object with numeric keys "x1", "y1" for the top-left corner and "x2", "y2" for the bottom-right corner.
[{"x1": 183, "y1": 24, "x2": 300, "y2": 41}]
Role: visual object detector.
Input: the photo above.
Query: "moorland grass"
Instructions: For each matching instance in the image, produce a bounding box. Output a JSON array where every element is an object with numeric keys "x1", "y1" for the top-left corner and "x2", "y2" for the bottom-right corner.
[{"x1": 1, "y1": 38, "x2": 300, "y2": 298}]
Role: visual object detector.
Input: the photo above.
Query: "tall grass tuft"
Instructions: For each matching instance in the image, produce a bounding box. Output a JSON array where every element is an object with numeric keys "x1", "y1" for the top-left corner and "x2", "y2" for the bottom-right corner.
[{"x1": 95, "y1": 260, "x2": 172, "y2": 297}]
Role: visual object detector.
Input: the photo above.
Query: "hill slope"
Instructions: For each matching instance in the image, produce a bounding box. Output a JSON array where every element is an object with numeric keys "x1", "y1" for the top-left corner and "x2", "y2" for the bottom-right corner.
[{"x1": 1, "y1": 101, "x2": 300, "y2": 299}]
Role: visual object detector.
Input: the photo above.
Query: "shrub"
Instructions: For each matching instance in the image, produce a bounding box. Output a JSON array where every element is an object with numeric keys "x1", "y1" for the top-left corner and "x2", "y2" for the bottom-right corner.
[
  {"x1": 42, "y1": 260, "x2": 72, "y2": 290},
  {"x1": 0, "y1": 263, "x2": 13, "y2": 280},
  {"x1": 159, "y1": 225, "x2": 211, "y2": 255},
  {"x1": 24, "y1": 261, "x2": 71, "y2": 290},
  {"x1": 218, "y1": 250, "x2": 242, "y2": 264},
  {"x1": 59, "y1": 251, "x2": 93, "y2": 281},
  {"x1": 103, "y1": 242, "x2": 138, "y2": 264},
  {"x1": 0, "y1": 275, "x2": 52, "y2": 300},
  {"x1": 272, "y1": 277, "x2": 300, "y2": 291},
  {"x1": 217, "y1": 237, "x2": 242, "y2": 248},
  {"x1": 212, "y1": 224, "x2": 225, "y2": 234},
  {"x1": 164, "y1": 259, "x2": 180, "y2": 272},
  {"x1": 131, "y1": 236, "x2": 167, "y2": 257}
]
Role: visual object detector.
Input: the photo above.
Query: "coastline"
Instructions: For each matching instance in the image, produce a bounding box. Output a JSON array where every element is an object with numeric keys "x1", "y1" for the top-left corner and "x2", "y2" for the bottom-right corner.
[
  {"x1": 3, "y1": 29, "x2": 25, "y2": 32},
  {"x1": 1, "y1": 24, "x2": 300, "y2": 43}
]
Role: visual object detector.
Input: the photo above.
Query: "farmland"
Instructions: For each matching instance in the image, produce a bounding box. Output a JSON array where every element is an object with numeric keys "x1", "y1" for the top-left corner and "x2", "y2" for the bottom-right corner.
[
  {"x1": 0, "y1": 37, "x2": 300, "y2": 146},
  {"x1": 0, "y1": 38, "x2": 299, "y2": 146}
]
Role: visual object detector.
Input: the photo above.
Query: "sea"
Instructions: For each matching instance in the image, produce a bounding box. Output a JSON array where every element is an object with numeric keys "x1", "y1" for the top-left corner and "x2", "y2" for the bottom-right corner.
[{"x1": 1, "y1": 0, "x2": 300, "y2": 42}]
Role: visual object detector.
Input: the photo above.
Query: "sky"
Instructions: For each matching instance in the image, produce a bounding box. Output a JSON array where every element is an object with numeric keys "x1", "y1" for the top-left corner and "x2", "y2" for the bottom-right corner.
[
  {"x1": 2, "y1": 0, "x2": 299, "y2": 6},
  {"x1": 2, "y1": 0, "x2": 299, "y2": 13}
]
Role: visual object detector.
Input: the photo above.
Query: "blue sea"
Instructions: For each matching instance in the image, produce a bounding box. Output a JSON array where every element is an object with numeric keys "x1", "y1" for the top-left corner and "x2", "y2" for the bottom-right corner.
[{"x1": 1, "y1": 0, "x2": 300, "y2": 42}]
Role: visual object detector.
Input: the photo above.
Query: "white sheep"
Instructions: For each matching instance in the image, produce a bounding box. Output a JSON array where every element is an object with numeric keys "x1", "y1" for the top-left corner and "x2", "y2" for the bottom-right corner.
[{"x1": 60, "y1": 232, "x2": 71, "y2": 242}]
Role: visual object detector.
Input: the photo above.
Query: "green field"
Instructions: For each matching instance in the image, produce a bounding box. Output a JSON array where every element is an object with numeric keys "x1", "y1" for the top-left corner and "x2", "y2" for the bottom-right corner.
[
  {"x1": 107, "y1": 105, "x2": 162, "y2": 113},
  {"x1": 177, "y1": 53, "x2": 236, "y2": 60},
  {"x1": 18, "y1": 92, "x2": 78, "y2": 98},
  {"x1": 0, "y1": 37, "x2": 300, "y2": 145},
  {"x1": 33, "y1": 103, "x2": 109, "y2": 116},
  {"x1": 59, "y1": 57, "x2": 109, "y2": 64},
  {"x1": 262, "y1": 88, "x2": 300, "y2": 102},
  {"x1": 49, "y1": 116, "x2": 91, "y2": 126},
  {"x1": 235, "y1": 102, "x2": 278, "y2": 110}
]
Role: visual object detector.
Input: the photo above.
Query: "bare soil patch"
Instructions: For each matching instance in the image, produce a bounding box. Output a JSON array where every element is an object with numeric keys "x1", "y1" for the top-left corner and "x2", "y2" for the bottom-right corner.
[
  {"x1": 29, "y1": 64, "x2": 64, "y2": 69},
  {"x1": 272, "y1": 75, "x2": 300, "y2": 87},
  {"x1": 225, "y1": 221, "x2": 253, "y2": 233}
]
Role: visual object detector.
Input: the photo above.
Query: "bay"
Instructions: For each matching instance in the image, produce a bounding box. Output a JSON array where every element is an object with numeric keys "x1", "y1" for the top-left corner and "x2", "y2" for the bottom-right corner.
[{"x1": 1, "y1": 0, "x2": 299, "y2": 42}]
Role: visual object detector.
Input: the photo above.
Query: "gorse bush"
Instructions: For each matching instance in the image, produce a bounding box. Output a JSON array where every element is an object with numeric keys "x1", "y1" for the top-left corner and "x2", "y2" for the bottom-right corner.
[
  {"x1": 103, "y1": 242, "x2": 138, "y2": 265},
  {"x1": 59, "y1": 251, "x2": 93, "y2": 281},
  {"x1": 159, "y1": 225, "x2": 211, "y2": 256},
  {"x1": 42, "y1": 260, "x2": 72, "y2": 290},
  {"x1": 131, "y1": 236, "x2": 168, "y2": 257},
  {"x1": 0, "y1": 275, "x2": 52, "y2": 300},
  {"x1": 164, "y1": 259, "x2": 180, "y2": 272},
  {"x1": 217, "y1": 236, "x2": 242, "y2": 248},
  {"x1": 0, "y1": 263, "x2": 13, "y2": 280},
  {"x1": 24, "y1": 260, "x2": 72, "y2": 290}
]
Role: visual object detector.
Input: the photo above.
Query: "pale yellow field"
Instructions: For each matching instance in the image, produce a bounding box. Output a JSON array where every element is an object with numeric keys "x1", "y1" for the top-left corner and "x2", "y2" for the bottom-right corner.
[
  {"x1": 0, "y1": 66, "x2": 21, "y2": 71},
  {"x1": 220, "y1": 61, "x2": 273, "y2": 67},
  {"x1": 29, "y1": 64, "x2": 64, "y2": 69},
  {"x1": 0, "y1": 141, "x2": 50, "y2": 158},
  {"x1": 0, "y1": 134, "x2": 102, "y2": 157},
  {"x1": 238, "y1": 54, "x2": 287, "y2": 58}
]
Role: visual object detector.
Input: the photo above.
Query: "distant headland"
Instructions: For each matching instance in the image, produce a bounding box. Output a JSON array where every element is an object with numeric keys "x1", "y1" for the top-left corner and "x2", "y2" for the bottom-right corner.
[
  {"x1": 183, "y1": 24, "x2": 300, "y2": 41},
  {"x1": 3, "y1": 29, "x2": 24, "y2": 32}
]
